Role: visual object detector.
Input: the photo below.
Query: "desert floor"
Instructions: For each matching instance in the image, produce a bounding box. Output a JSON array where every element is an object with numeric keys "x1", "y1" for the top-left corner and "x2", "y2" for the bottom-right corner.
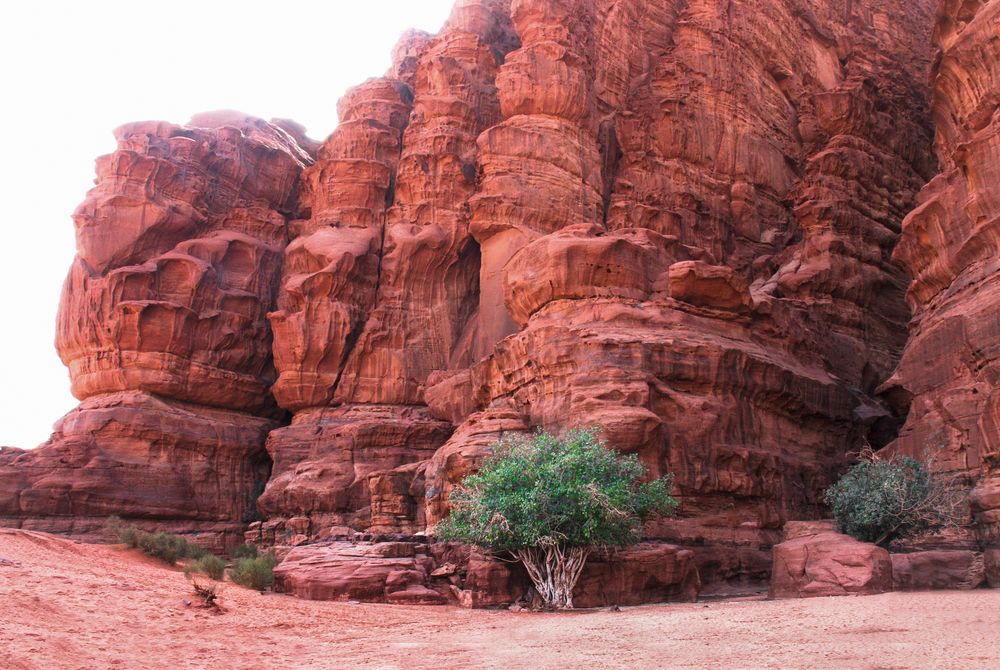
[{"x1": 1, "y1": 528, "x2": 998, "y2": 670}]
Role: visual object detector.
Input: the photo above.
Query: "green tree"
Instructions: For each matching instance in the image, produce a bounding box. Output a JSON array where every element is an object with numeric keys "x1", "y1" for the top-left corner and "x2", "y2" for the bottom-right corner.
[
  {"x1": 825, "y1": 449, "x2": 963, "y2": 546},
  {"x1": 436, "y1": 428, "x2": 678, "y2": 609}
]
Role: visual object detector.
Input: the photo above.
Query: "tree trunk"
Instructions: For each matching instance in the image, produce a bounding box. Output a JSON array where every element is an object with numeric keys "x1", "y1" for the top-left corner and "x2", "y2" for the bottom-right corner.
[{"x1": 514, "y1": 545, "x2": 590, "y2": 609}]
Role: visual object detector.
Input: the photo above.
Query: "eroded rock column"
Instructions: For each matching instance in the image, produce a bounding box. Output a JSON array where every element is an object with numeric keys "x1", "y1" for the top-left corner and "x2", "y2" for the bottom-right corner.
[
  {"x1": 259, "y1": 1, "x2": 518, "y2": 534},
  {"x1": 0, "y1": 114, "x2": 311, "y2": 547}
]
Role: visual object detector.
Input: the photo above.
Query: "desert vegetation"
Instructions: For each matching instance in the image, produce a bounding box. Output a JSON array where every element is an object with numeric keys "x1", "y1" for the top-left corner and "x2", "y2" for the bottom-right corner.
[
  {"x1": 436, "y1": 428, "x2": 678, "y2": 609},
  {"x1": 825, "y1": 449, "x2": 963, "y2": 546},
  {"x1": 227, "y1": 544, "x2": 278, "y2": 591},
  {"x1": 185, "y1": 554, "x2": 226, "y2": 581},
  {"x1": 106, "y1": 517, "x2": 208, "y2": 565}
]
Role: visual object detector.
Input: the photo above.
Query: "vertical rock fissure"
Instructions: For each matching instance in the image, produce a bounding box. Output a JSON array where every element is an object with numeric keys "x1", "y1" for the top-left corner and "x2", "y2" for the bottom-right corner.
[
  {"x1": 327, "y1": 125, "x2": 403, "y2": 401},
  {"x1": 598, "y1": 119, "x2": 622, "y2": 227}
]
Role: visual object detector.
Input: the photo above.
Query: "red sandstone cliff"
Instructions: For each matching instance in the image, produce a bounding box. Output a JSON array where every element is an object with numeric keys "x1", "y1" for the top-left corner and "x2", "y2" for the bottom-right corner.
[
  {"x1": 6, "y1": 0, "x2": 998, "y2": 596},
  {"x1": 880, "y1": 0, "x2": 1000, "y2": 580},
  {"x1": 255, "y1": 0, "x2": 940, "y2": 587},
  {"x1": 0, "y1": 114, "x2": 312, "y2": 547}
]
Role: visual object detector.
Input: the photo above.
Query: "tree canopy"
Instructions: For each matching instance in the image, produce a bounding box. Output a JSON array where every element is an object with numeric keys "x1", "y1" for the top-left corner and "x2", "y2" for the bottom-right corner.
[{"x1": 436, "y1": 428, "x2": 678, "y2": 551}]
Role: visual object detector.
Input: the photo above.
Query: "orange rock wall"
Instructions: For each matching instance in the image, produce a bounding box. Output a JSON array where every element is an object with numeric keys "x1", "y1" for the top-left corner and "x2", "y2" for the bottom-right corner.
[{"x1": 258, "y1": 0, "x2": 941, "y2": 588}]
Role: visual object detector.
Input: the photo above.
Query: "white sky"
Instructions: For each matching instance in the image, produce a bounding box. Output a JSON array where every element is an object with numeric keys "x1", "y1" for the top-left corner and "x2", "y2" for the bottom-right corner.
[{"x1": 0, "y1": 0, "x2": 455, "y2": 449}]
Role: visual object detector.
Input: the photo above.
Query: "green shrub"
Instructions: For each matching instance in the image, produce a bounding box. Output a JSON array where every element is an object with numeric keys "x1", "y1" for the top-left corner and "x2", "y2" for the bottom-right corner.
[
  {"x1": 104, "y1": 515, "x2": 126, "y2": 539},
  {"x1": 436, "y1": 427, "x2": 678, "y2": 609},
  {"x1": 119, "y1": 525, "x2": 140, "y2": 548},
  {"x1": 228, "y1": 553, "x2": 278, "y2": 591},
  {"x1": 137, "y1": 531, "x2": 193, "y2": 564},
  {"x1": 105, "y1": 517, "x2": 205, "y2": 566},
  {"x1": 825, "y1": 450, "x2": 962, "y2": 546},
  {"x1": 185, "y1": 554, "x2": 226, "y2": 581}
]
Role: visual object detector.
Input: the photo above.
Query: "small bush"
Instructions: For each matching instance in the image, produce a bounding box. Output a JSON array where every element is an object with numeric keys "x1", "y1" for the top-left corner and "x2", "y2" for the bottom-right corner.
[
  {"x1": 137, "y1": 532, "x2": 192, "y2": 564},
  {"x1": 825, "y1": 449, "x2": 962, "y2": 546},
  {"x1": 190, "y1": 579, "x2": 223, "y2": 613},
  {"x1": 230, "y1": 543, "x2": 259, "y2": 560},
  {"x1": 105, "y1": 517, "x2": 205, "y2": 566},
  {"x1": 119, "y1": 525, "x2": 140, "y2": 548},
  {"x1": 228, "y1": 553, "x2": 278, "y2": 591},
  {"x1": 185, "y1": 554, "x2": 226, "y2": 581},
  {"x1": 187, "y1": 544, "x2": 209, "y2": 560},
  {"x1": 104, "y1": 515, "x2": 127, "y2": 539}
]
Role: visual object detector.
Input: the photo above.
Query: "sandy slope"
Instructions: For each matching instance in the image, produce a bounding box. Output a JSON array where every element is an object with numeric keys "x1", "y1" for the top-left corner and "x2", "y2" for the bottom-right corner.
[{"x1": 1, "y1": 528, "x2": 998, "y2": 670}]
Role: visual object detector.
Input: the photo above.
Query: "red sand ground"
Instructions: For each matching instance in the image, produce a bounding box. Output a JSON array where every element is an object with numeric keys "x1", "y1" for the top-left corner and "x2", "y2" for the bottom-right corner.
[{"x1": 1, "y1": 528, "x2": 998, "y2": 669}]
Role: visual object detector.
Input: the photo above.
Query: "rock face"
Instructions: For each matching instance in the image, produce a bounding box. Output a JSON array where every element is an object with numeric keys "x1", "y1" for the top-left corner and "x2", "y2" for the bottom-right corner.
[
  {"x1": 879, "y1": 0, "x2": 1000, "y2": 559},
  {"x1": 0, "y1": 114, "x2": 311, "y2": 547},
  {"x1": 9, "y1": 0, "x2": 1000, "y2": 601},
  {"x1": 274, "y1": 541, "x2": 450, "y2": 605},
  {"x1": 769, "y1": 521, "x2": 893, "y2": 598},
  {"x1": 891, "y1": 550, "x2": 985, "y2": 590},
  {"x1": 258, "y1": 0, "x2": 939, "y2": 591}
]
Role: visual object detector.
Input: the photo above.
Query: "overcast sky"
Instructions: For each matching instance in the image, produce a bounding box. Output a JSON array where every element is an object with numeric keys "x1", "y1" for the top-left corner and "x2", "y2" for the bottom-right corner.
[{"x1": 0, "y1": 0, "x2": 455, "y2": 449}]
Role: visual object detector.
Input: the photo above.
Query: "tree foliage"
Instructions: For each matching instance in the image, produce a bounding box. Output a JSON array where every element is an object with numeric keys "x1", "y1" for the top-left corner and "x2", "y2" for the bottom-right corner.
[
  {"x1": 437, "y1": 428, "x2": 677, "y2": 551},
  {"x1": 436, "y1": 428, "x2": 678, "y2": 608},
  {"x1": 824, "y1": 449, "x2": 963, "y2": 546}
]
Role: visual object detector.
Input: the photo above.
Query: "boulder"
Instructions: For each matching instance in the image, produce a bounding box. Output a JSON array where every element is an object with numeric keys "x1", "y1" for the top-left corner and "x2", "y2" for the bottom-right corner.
[
  {"x1": 272, "y1": 541, "x2": 447, "y2": 604},
  {"x1": 573, "y1": 544, "x2": 701, "y2": 607},
  {"x1": 770, "y1": 525, "x2": 892, "y2": 599}
]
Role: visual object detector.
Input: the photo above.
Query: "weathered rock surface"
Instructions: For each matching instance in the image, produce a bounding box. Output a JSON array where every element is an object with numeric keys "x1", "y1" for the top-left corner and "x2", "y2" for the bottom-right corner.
[
  {"x1": 573, "y1": 544, "x2": 701, "y2": 607},
  {"x1": 272, "y1": 539, "x2": 700, "y2": 607},
  {"x1": 878, "y1": 0, "x2": 1000, "y2": 566},
  {"x1": 891, "y1": 550, "x2": 985, "y2": 590},
  {"x1": 257, "y1": 405, "x2": 451, "y2": 531},
  {"x1": 257, "y1": 0, "x2": 941, "y2": 594},
  {"x1": 0, "y1": 114, "x2": 311, "y2": 546},
  {"x1": 0, "y1": 392, "x2": 274, "y2": 548},
  {"x1": 986, "y1": 548, "x2": 1000, "y2": 588},
  {"x1": 770, "y1": 522, "x2": 893, "y2": 599},
  {"x1": 273, "y1": 541, "x2": 449, "y2": 605}
]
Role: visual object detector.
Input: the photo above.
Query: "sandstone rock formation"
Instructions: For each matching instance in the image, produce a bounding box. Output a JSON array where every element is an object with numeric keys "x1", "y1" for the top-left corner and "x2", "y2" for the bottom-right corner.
[
  {"x1": 236, "y1": 0, "x2": 945, "y2": 596},
  {"x1": 0, "y1": 114, "x2": 311, "y2": 547},
  {"x1": 891, "y1": 549, "x2": 985, "y2": 590},
  {"x1": 879, "y1": 0, "x2": 1000, "y2": 560},
  {"x1": 274, "y1": 537, "x2": 699, "y2": 607},
  {"x1": 7, "y1": 0, "x2": 1000, "y2": 604},
  {"x1": 769, "y1": 521, "x2": 893, "y2": 598}
]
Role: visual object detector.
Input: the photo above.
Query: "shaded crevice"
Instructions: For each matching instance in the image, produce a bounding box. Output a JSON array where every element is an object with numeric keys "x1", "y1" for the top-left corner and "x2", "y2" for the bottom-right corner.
[
  {"x1": 597, "y1": 119, "x2": 622, "y2": 227},
  {"x1": 447, "y1": 237, "x2": 482, "y2": 369}
]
